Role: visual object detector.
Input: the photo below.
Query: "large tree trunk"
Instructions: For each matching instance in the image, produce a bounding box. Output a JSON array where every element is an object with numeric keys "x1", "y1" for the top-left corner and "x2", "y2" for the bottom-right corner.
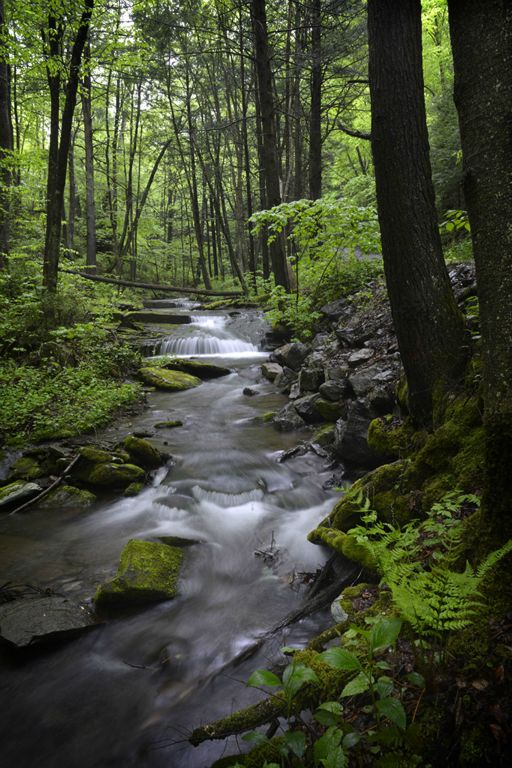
[
  {"x1": 81, "y1": 41, "x2": 97, "y2": 273},
  {"x1": 448, "y1": 0, "x2": 512, "y2": 539},
  {"x1": 251, "y1": 0, "x2": 290, "y2": 290},
  {"x1": 43, "y1": 0, "x2": 94, "y2": 293},
  {"x1": 367, "y1": 0, "x2": 468, "y2": 426},
  {"x1": 0, "y1": 0, "x2": 13, "y2": 267},
  {"x1": 308, "y1": 0, "x2": 322, "y2": 200}
]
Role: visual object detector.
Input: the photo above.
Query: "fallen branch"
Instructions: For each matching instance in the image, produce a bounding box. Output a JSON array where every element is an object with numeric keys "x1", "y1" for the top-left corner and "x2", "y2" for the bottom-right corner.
[
  {"x1": 189, "y1": 696, "x2": 286, "y2": 746},
  {"x1": 60, "y1": 269, "x2": 243, "y2": 298},
  {"x1": 9, "y1": 454, "x2": 80, "y2": 515}
]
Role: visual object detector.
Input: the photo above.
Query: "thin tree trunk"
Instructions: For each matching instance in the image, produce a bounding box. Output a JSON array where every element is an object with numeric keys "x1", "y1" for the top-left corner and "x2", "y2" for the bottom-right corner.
[
  {"x1": 308, "y1": 0, "x2": 322, "y2": 199},
  {"x1": 367, "y1": 0, "x2": 468, "y2": 426},
  {"x1": 81, "y1": 41, "x2": 96, "y2": 273},
  {"x1": 0, "y1": 0, "x2": 13, "y2": 266}
]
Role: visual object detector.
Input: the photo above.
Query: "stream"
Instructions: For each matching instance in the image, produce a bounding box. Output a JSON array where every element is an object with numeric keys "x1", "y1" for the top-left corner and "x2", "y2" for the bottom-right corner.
[{"x1": 0, "y1": 304, "x2": 348, "y2": 768}]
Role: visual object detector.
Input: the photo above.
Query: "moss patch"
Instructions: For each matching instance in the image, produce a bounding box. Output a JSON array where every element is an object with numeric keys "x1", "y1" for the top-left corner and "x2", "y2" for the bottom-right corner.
[
  {"x1": 157, "y1": 357, "x2": 231, "y2": 379},
  {"x1": 122, "y1": 436, "x2": 162, "y2": 469},
  {"x1": 315, "y1": 398, "x2": 346, "y2": 422},
  {"x1": 7, "y1": 456, "x2": 44, "y2": 481},
  {"x1": 138, "y1": 366, "x2": 201, "y2": 391},
  {"x1": 94, "y1": 539, "x2": 184, "y2": 610},
  {"x1": 86, "y1": 462, "x2": 145, "y2": 489},
  {"x1": 38, "y1": 485, "x2": 97, "y2": 509}
]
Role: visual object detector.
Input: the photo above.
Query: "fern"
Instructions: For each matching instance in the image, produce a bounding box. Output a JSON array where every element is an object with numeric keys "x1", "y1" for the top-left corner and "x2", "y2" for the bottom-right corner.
[{"x1": 346, "y1": 492, "x2": 512, "y2": 636}]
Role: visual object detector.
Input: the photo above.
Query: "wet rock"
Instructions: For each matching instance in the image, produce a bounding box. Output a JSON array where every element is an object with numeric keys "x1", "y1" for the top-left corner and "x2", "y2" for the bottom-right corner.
[
  {"x1": 319, "y1": 380, "x2": 348, "y2": 402},
  {"x1": 38, "y1": 485, "x2": 97, "y2": 510},
  {"x1": 273, "y1": 342, "x2": 310, "y2": 371},
  {"x1": 0, "y1": 481, "x2": 42, "y2": 510},
  {"x1": 159, "y1": 358, "x2": 231, "y2": 379},
  {"x1": 315, "y1": 398, "x2": 347, "y2": 422},
  {"x1": 334, "y1": 401, "x2": 391, "y2": 468},
  {"x1": 348, "y1": 348, "x2": 374, "y2": 367},
  {"x1": 289, "y1": 382, "x2": 301, "y2": 399},
  {"x1": 94, "y1": 539, "x2": 184, "y2": 610},
  {"x1": 122, "y1": 436, "x2": 163, "y2": 469},
  {"x1": 313, "y1": 424, "x2": 336, "y2": 447},
  {"x1": 294, "y1": 394, "x2": 322, "y2": 423},
  {"x1": 298, "y1": 367, "x2": 324, "y2": 393},
  {"x1": 261, "y1": 361, "x2": 283, "y2": 382},
  {"x1": 324, "y1": 365, "x2": 350, "y2": 382},
  {"x1": 348, "y1": 364, "x2": 384, "y2": 397},
  {"x1": 330, "y1": 595, "x2": 349, "y2": 625},
  {"x1": 78, "y1": 446, "x2": 122, "y2": 464},
  {"x1": 154, "y1": 420, "x2": 183, "y2": 429},
  {"x1": 7, "y1": 456, "x2": 45, "y2": 482},
  {"x1": 273, "y1": 403, "x2": 307, "y2": 432},
  {"x1": 123, "y1": 310, "x2": 192, "y2": 325},
  {"x1": 123, "y1": 482, "x2": 144, "y2": 497},
  {"x1": 85, "y1": 463, "x2": 145, "y2": 489},
  {"x1": 138, "y1": 366, "x2": 202, "y2": 391},
  {"x1": 159, "y1": 535, "x2": 200, "y2": 547},
  {"x1": 243, "y1": 387, "x2": 258, "y2": 397},
  {"x1": 274, "y1": 366, "x2": 298, "y2": 395},
  {"x1": 0, "y1": 596, "x2": 97, "y2": 648}
]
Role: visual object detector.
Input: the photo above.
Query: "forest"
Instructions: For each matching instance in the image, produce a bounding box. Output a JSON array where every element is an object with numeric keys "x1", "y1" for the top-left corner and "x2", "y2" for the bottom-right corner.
[{"x1": 0, "y1": 0, "x2": 511, "y2": 766}]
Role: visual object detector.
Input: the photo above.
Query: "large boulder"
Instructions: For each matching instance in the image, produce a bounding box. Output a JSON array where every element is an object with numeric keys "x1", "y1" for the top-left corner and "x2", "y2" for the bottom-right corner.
[
  {"x1": 38, "y1": 485, "x2": 97, "y2": 510},
  {"x1": 85, "y1": 463, "x2": 145, "y2": 489},
  {"x1": 319, "y1": 379, "x2": 349, "y2": 402},
  {"x1": 315, "y1": 398, "x2": 347, "y2": 423},
  {"x1": 273, "y1": 403, "x2": 307, "y2": 432},
  {"x1": 261, "y1": 361, "x2": 284, "y2": 382},
  {"x1": 298, "y1": 367, "x2": 324, "y2": 394},
  {"x1": 94, "y1": 540, "x2": 184, "y2": 610},
  {"x1": 0, "y1": 596, "x2": 97, "y2": 648},
  {"x1": 0, "y1": 481, "x2": 42, "y2": 510},
  {"x1": 334, "y1": 401, "x2": 392, "y2": 468},
  {"x1": 294, "y1": 394, "x2": 322, "y2": 424},
  {"x1": 139, "y1": 366, "x2": 202, "y2": 391},
  {"x1": 348, "y1": 364, "x2": 384, "y2": 398},
  {"x1": 122, "y1": 436, "x2": 162, "y2": 469},
  {"x1": 272, "y1": 342, "x2": 309, "y2": 371},
  {"x1": 7, "y1": 456, "x2": 45, "y2": 482}
]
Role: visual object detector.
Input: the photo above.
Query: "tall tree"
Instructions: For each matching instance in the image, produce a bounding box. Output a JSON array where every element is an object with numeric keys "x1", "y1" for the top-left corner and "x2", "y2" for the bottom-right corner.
[
  {"x1": 448, "y1": 0, "x2": 512, "y2": 538},
  {"x1": 308, "y1": 0, "x2": 322, "y2": 199},
  {"x1": 81, "y1": 40, "x2": 96, "y2": 273},
  {"x1": 0, "y1": 0, "x2": 13, "y2": 266},
  {"x1": 367, "y1": 0, "x2": 467, "y2": 426},
  {"x1": 43, "y1": 0, "x2": 94, "y2": 293}
]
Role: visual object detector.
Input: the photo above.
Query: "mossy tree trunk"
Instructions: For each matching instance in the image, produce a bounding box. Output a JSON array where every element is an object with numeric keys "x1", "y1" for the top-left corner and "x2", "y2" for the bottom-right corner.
[
  {"x1": 367, "y1": 0, "x2": 468, "y2": 427},
  {"x1": 448, "y1": 0, "x2": 512, "y2": 540}
]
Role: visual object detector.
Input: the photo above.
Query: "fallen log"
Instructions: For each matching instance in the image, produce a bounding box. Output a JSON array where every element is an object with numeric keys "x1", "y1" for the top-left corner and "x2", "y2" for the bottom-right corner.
[{"x1": 60, "y1": 269, "x2": 244, "y2": 298}]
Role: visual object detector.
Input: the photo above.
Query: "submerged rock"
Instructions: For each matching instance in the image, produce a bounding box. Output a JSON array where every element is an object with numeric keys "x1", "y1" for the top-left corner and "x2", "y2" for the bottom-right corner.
[
  {"x1": 138, "y1": 366, "x2": 202, "y2": 391},
  {"x1": 94, "y1": 539, "x2": 184, "y2": 610},
  {"x1": 0, "y1": 596, "x2": 97, "y2": 648},
  {"x1": 0, "y1": 481, "x2": 42, "y2": 510}
]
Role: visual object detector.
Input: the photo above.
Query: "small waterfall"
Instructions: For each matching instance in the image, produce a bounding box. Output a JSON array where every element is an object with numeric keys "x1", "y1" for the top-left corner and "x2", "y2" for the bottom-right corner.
[{"x1": 153, "y1": 312, "x2": 263, "y2": 357}]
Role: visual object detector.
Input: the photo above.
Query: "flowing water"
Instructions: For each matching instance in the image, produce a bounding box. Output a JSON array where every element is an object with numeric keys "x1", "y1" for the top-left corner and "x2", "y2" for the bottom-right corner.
[{"x1": 0, "y1": 304, "x2": 346, "y2": 768}]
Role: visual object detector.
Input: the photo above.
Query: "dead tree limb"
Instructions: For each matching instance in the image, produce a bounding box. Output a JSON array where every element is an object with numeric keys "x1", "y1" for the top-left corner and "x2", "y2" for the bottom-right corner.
[
  {"x1": 9, "y1": 455, "x2": 80, "y2": 515},
  {"x1": 60, "y1": 269, "x2": 243, "y2": 297}
]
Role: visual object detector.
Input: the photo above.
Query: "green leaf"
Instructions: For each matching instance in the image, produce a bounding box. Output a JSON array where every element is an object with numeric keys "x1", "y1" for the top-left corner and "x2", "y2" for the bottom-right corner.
[
  {"x1": 340, "y1": 671, "x2": 370, "y2": 697},
  {"x1": 375, "y1": 676, "x2": 394, "y2": 699},
  {"x1": 406, "y1": 671, "x2": 426, "y2": 688},
  {"x1": 376, "y1": 697, "x2": 407, "y2": 731},
  {"x1": 314, "y1": 701, "x2": 344, "y2": 725},
  {"x1": 320, "y1": 647, "x2": 361, "y2": 671},
  {"x1": 283, "y1": 730, "x2": 306, "y2": 758},
  {"x1": 282, "y1": 662, "x2": 319, "y2": 698},
  {"x1": 242, "y1": 731, "x2": 268, "y2": 747},
  {"x1": 246, "y1": 669, "x2": 281, "y2": 688},
  {"x1": 314, "y1": 727, "x2": 346, "y2": 767},
  {"x1": 342, "y1": 730, "x2": 361, "y2": 749},
  {"x1": 370, "y1": 618, "x2": 402, "y2": 653}
]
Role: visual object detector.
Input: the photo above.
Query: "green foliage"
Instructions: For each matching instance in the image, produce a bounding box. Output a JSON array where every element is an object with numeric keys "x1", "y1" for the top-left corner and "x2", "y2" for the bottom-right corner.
[
  {"x1": 346, "y1": 491, "x2": 512, "y2": 637},
  {"x1": 250, "y1": 197, "x2": 382, "y2": 339}
]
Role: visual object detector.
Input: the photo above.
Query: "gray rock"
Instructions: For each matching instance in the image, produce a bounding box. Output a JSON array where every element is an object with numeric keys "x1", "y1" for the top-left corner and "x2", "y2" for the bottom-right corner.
[
  {"x1": 274, "y1": 366, "x2": 298, "y2": 394},
  {"x1": 368, "y1": 387, "x2": 395, "y2": 415},
  {"x1": 330, "y1": 596, "x2": 349, "y2": 625},
  {"x1": 348, "y1": 364, "x2": 383, "y2": 397},
  {"x1": 348, "y1": 348, "x2": 374, "y2": 367},
  {"x1": 273, "y1": 403, "x2": 307, "y2": 432},
  {"x1": 294, "y1": 394, "x2": 322, "y2": 423},
  {"x1": 273, "y1": 342, "x2": 310, "y2": 371},
  {"x1": 0, "y1": 597, "x2": 97, "y2": 648},
  {"x1": 289, "y1": 382, "x2": 301, "y2": 400},
  {"x1": 319, "y1": 379, "x2": 348, "y2": 401},
  {"x1": 299, "y1": 367, "x2": 325, "y2": 393},
  {"x1": 261, "y1": 361, "x2": 283, "y2": 382},
  {"x1": 243, "y1": 387, "x2": 258, "y2": 397},
  {"x1": 334, "y1": 401, "x2": 390, "y2": 468},
  {"x1": 0, "y1": 481, "x2": 42, "y2": 510},
  {"x1": 321, "y1": 298, "x2": 349, "y2": 321},
  {"x1": 324, "y1": 365, "x2": 349, "y2": 381}
]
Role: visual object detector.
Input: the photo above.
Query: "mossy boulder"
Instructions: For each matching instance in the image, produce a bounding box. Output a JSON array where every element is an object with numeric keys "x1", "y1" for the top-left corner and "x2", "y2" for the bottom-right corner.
[
  {"x1": 154, "y1": 420, "x2": 183, "y2": 429},
  {"x1": 313, "y1": 424, "x2": 335, "y2": 447},
  {"x1": 138, "y1": 366, "x2": 201, "y2": 391},
  {"x1": 367, "y1": 415, "x2": 426, "y2": 458},
  {"x1": 158, "y1": 357, "x2": 231, "y2": 379},
  {"x1": 315, "y1": 398, "x2": 347, "y2": 422},
  {"x1": 86, "y1": 463, "x2": 145, "y2": 489},
  {"x1": 308, "y1": 526, "x2": 377, "y2": 570},
  {"x1": 0, "y1": 481, "x2": 42, "y2": 510},
  {"x1": 121, "y1": 436, "x2": 162, "y2": 469},
  {"x1": 38, "y1": 485, "x2": 97, "y2": 509},
  {"x1": 79, "y1": 446, "x2": 123, "y2": 464},
  {"x1": 7, "y1": 456, "x2": 44, "y2": 482},
  {"x1": 123, "y1": 482, "x2": 144, "y2": 497},
  {"x1": 94, "y1": 539, "x2": 184, "y2": 610}
]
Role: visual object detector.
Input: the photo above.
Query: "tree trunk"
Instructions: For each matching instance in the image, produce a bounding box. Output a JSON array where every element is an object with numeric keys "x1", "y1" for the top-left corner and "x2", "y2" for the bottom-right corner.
[
  {"x1": 308, "y1": 0, "x2": 322, "y2": 199},
  {"x1": 367, "y1": 0, "x2": 468, "y2": 426},
  {"x1": 251, "y1": 0, "x2": 290, "y2": 289},
  {"x1": 0, "y1": 0, "x2": 13, "y2": 267},
  {"x1": 43, "y1": 0, "x2": 94, "y2": 293},
  {"x1": 81, "y1": 41, "x2": 97, "y2": 273},
  {"x1": 448, "y1": 0, "x2": 512, "y2": 539}
]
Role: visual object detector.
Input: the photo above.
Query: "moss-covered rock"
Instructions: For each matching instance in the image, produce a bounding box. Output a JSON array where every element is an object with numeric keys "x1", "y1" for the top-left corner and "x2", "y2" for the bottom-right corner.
[
  {"x1": 38, "y1": 485, "x2": 97, "y2": 509},
  {"x1": 138, "y1": 366, "x2": 201, "y2": 391},
  {"x1": 308, "y1": 526, "x2": 378, "y2": 570},
  {"x1": 158, "y1": 357, "x2": 231, "y2": 379},
  {"x1": 122, "y1": 436, "x2": 162, "y2": 469},
  {"x1": 86, "y1": 462, "x2": 145, "y2": 489},
  {"x1": 154, "y1": 420, "x2": 183, "y2": 429},
  {"x1": 0, "y1": 480, "x2": 42, "y2": 509},
  {"x1": 123, "y1": 482, "x2": 144, "y2": 497},
  {"x1": 7, "y1": 456, "x2": 44, "y2": 481},
  {"x1": 315, "y1": 397, "x2": 347, "y2": 422},
  {"x1": 94, "y1": 539, "x2": 184, "y2": 610},
  {"x1": 79, "y1": 446, "x2": 125, "y2": 464},
  {"x1": 313, "y1": 424, "x2": 335, "y2": 447},
  {"x1": 367, "y1": 415, "x2": 426, "y2": 458}
]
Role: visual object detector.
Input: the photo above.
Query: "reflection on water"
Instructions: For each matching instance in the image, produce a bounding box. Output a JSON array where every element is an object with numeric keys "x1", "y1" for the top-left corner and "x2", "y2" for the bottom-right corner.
[{"x1": 0, "y1": 308, "x2": 344, "y2": 768}]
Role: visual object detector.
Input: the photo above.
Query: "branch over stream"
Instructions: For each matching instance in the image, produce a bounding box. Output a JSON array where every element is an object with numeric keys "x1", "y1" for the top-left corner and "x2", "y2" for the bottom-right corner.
[{"x1": 60, "y1": 269, "x2": 244, "y2": 297}]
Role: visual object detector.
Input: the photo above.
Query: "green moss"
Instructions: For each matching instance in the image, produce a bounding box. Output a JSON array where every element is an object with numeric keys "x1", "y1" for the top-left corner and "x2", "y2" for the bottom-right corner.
[
  {"x1": 94, "y1": 539, "x2": 183, "y2": 610},
  {"x1": 315, "y1": 398, "x2": 346, "y2": 422},
  {"x1": 261, "y1": 411, "x2": 276, "y2": 423},
  {"x1": 0, "y1": 480, "x2": 40, "y2": 507},
  {"x1": 313, "y1": 424, "x2": 335, "y2": 446},
  {"x1": 124, "y1": 482, "x2": 144, "y2": 497},
  {"x1": 138, "y1": 366, "x2": 202, "y2": 391},
  {"x1": 308, "y1": 526, "x2": 377, "y2": 570},
  {"x1": 38, "y1": 485, "x2": 97, "y2": 509},
  {"x1": 79, "y1": 446, "x2": 118, "y2": 464},
  {"x1": 154, "y1": 420, "x2": 183, "y2": 429},
  {"x1": 157, "y1": 357, "x2": 231, "y2": 379},
  {"x1": 86, "y1": 462, "x2": 145, "y2": 489},
  {"x1": 367, "y1": 416, "x2": 426, "y2": 458},
  {"x1": 122, "y1": 436, "x2": 162, "y2": 469},
  {"x1": 7, "y1": 456, "x2": 44, "y2": 481},
  {"x1": 396, "y1": 375, "x2": 409, "y2": 412}
]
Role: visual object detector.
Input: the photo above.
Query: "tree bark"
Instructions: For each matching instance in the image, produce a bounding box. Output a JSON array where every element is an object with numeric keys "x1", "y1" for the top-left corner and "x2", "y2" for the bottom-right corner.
[
  {"x1": 81, "y1": 41, "x2": 97, "y2": 273},
  {"x1": 448, "y1": 0, "x2": 512, "y2": 538},
  {"x1": 308, "y1": 0, "x2": 322, "y2": 199},
  {"x1": 0, "y1": 0, "x2": 13, "y2": 267},
  {"x1": 367, "y1": 0, "x2": 468, "y2": 426},
  {"x1": 251, "y1": 0, "x2": 290, "y2": 289},
  {"x1": 43, "y1": 0, "x2": 94, "y2": 293}
]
